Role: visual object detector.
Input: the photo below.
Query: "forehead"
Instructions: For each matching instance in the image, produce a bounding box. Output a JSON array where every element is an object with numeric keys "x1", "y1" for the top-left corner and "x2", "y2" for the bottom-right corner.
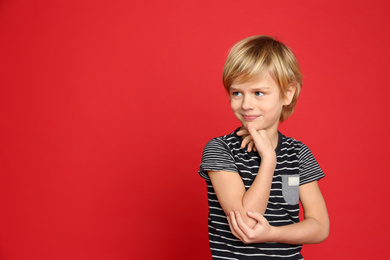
[{"x1": 230, "y1": 73, "x2": 280, "y2": 91}]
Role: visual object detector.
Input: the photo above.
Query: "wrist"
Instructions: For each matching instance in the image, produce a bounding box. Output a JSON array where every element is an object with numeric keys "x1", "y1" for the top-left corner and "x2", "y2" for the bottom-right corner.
[
  {"x1": 260, "y1": 152, "x2": 276, "y2": 165},
  {"x1": 268, "y1": 225, "x2": 280, "y2": 242}
]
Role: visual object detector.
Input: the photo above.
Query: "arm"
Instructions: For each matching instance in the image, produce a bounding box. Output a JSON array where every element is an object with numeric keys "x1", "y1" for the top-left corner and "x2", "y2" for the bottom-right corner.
[
  {"x1": 228, "y1": 180, "x2": 329, "y2": 244},
  {"x1": 208, "y1": 124, "x2": 276, "y2": 228}
]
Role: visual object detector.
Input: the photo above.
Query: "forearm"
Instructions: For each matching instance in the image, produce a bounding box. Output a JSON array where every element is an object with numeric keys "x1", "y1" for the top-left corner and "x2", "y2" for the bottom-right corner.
[
  {"x1": 268, "y1": 182, "x2": 330, "y2": 244},
  {"x1": 228, "y1": 181, "x2": 330, "y2": 244},
  {"x1": 228, "y1": 156, "x2": 276, "y2": 228},
  {"x1": 210, "y1": 127, "x2": 277, "y2": 228},
  {"x1": 241, "y1": 157, "x2": 275, "y2": 214},
  {"x1": 270, "y1": 180, "x2": 330, "y2": 244},
  {"x1": 269, "y1": 217, "x2": 329, "y2": 244}
]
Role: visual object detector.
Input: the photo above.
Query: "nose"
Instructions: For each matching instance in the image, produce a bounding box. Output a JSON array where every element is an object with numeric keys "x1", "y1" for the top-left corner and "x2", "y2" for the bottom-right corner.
[{"x1": 242, "y1": 95, "x2": 254, "y2": 110}]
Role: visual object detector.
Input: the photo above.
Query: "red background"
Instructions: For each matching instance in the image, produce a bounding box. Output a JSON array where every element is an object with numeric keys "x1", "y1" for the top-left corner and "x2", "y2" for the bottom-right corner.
[{"x1": 1, "y1": 0, "x2": 389, "y2": 259}]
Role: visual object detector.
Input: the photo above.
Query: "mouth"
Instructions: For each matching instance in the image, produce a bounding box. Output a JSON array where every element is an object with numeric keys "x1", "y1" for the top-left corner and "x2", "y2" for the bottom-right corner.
[{"x1": 242, "y1": 115, "x2": 260, "y2": 121}]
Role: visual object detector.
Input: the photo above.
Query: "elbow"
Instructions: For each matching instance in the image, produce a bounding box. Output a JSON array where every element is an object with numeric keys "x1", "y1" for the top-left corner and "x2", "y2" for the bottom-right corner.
[
  {"x1": 316, "y1": 221, "x2": 330, "y2": 243},
  {"x1": 322, "y1": 222, "x2": 330, "y2": 242},
  {"x1": 225, "y1": 208, "x2": 258, "y2": 229},
  {"x1": 316, "y1": 227, "x2": 329, "y2": 243},
  {"x1": 305, "y1": 216, "x2": 329, "y2": 244}
]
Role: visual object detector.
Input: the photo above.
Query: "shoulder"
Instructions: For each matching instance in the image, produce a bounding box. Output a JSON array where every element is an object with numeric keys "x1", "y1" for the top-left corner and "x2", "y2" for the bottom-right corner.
[
  {"x1": 279, "y1": 133, "x2": 311, "y2": 153},
  {"x1": 279, "y1": 133, "x2": 324, "y2": 183},
  {"x1": 278, "y1": 133, "x2": 318, "y2": 165},
  {"x1": 199, "y1": 128, "x2": 241, "y2": 179},
  {"x1": 278, "y1": 133, "x2": 304, "y2": 156},
  {"x1": 203, "y1": 128, "x2": 241, "y2": 152}
]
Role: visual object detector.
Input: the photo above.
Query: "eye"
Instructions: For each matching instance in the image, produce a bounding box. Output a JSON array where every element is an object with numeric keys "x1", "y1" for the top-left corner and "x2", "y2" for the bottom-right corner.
[
  {"x1": 255, "y1": 91, "x2": 264, "y2": 97},
  {"x1": 231, "y1": 91, "x2": 242, "y2": 97}
]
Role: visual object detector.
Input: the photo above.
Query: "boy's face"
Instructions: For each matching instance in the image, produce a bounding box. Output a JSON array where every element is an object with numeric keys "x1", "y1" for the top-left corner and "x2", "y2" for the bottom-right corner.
[{"x1": 229, "y1": 73, "x2": 292, "y2": 135}]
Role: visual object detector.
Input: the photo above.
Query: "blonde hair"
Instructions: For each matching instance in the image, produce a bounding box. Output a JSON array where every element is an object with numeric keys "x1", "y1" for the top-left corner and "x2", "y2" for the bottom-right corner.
[{"x1": 222, "y1": 35, "x2": 303, "y2": 122}]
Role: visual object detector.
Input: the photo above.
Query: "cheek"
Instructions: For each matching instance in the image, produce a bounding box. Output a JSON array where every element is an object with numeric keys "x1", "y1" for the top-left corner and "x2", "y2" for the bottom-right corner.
[
  {"x1": 263, "y1": 100, "x2": 283, "y2": 114},
  {"x1": 230, "y1": 99, "x2": 239, "y2": 110}
]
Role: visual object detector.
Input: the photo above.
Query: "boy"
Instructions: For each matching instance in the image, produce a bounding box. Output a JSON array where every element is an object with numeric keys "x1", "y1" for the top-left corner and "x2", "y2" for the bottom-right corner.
[{"x1": 198, "y1": 36, "x2": 329, "y2": 259}]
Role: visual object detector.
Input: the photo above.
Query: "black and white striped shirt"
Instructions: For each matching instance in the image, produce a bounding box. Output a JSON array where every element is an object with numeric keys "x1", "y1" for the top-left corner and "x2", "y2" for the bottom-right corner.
[{"x1": 199, "y1": 128, "x2": 324, "y2": 259}]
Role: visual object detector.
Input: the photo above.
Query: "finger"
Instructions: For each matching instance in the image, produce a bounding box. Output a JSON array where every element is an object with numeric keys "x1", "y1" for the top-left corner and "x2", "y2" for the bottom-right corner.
[
  {"x1": 247, "y1": 125, "x2": 274, "y2": 156},
  {"x1": 229, "y1": 212, "x2": 243, "y2": 237},
  {"x1": 247, "y1": 141, "x2": 254, "y2": 152},
  {"x1": 246, "y1": 125, "x2": 265, "y2": 150},
  {"x1": 241, "y1": 135, "x2": 253, "y2": 149},
  {"x1": 247, "y1": 211, "x2": 266, "y2": 224},
  {"x1": 230, "y1": 211, "x2": 247, "y2": 241},
  {"x1": 247, "y1": 124, "x2": 262, "y2": 141},
  {"x1": 227, "y1": 215, "x2": 241, "y2": 240},
  {"x1": 236, "y1": 128, "x2": 249, "y2": 136},
  {"x1": 235, "y1": 210, "x2": 254, "y2": 237}
]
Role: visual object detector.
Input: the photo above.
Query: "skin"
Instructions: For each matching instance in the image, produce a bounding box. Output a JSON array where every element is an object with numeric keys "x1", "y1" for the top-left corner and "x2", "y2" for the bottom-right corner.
[
  {"x1": 227, "y1": 180, "x2": 329, "y2": 244},
  {"x1": 208, "y1": 73, "x2": 329, "y2": 244},
  {"x1": 208, "y1": 124, "x2": 276, "y2": 228},
  {"x1": 229, "y1": 73, "x2": 291, "y2": 147}
]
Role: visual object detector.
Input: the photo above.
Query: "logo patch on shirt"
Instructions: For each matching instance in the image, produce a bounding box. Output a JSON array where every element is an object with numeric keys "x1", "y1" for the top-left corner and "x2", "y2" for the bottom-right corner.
[{"x1": 288, "y1": 176, "x2": 300, "y2": 186}]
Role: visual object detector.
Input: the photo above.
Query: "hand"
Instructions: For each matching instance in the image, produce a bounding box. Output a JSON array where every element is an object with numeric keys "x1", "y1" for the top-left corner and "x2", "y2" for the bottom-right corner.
[
  {"x1": 237, "y1": 128, "x2": 257, "y2": 152},
  {"x1": 246, "y1": 124, "x2": 275, "y2": 160},
  {"x1": 237, "y1": 125, "x2": 275, "y2": 159},
  {"x1": 227, "y1": 210, "x2": 273, "y2": 244}
]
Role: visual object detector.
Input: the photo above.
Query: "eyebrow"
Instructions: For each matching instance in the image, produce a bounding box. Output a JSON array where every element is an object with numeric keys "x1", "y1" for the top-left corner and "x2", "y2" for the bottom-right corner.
[{"x1": 230, "y1": 86, "x2": 271, "y2": 91}]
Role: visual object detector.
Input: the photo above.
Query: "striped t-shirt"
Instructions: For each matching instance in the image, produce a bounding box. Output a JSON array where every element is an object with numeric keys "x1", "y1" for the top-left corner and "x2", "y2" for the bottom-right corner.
[{"x1": 198, "y1": 128, "x2": 324, "y2": 260}]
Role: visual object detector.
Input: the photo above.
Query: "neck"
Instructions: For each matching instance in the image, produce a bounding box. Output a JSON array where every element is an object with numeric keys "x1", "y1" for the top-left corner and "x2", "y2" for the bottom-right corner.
[
  {"x1": 265, "y1": 122, "x2": 280, "y2": 149},
  {"x1": 268, "y1": 130, "x2": 279, "y2": 149}
]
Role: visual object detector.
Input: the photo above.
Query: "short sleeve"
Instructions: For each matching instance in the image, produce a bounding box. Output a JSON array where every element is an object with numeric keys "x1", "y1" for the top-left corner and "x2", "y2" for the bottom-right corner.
[
  {"x1": 298, "y1": 143, "x2": 325, "y2": 185},
  {"x1": 198, "y1": 138, "x2": 238, "y2": 180}
]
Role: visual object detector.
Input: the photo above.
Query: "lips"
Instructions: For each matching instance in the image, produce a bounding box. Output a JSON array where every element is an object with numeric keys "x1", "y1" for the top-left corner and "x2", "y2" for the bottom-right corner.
[{"x1": 242, "y1": 115, "x2": 259, "y2": 121}]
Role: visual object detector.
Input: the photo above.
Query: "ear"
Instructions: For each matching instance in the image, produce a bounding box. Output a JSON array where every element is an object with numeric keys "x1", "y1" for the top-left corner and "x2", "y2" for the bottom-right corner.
[{"x1": 283, "y1": 84, "x2": 297, "y2": 106}]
